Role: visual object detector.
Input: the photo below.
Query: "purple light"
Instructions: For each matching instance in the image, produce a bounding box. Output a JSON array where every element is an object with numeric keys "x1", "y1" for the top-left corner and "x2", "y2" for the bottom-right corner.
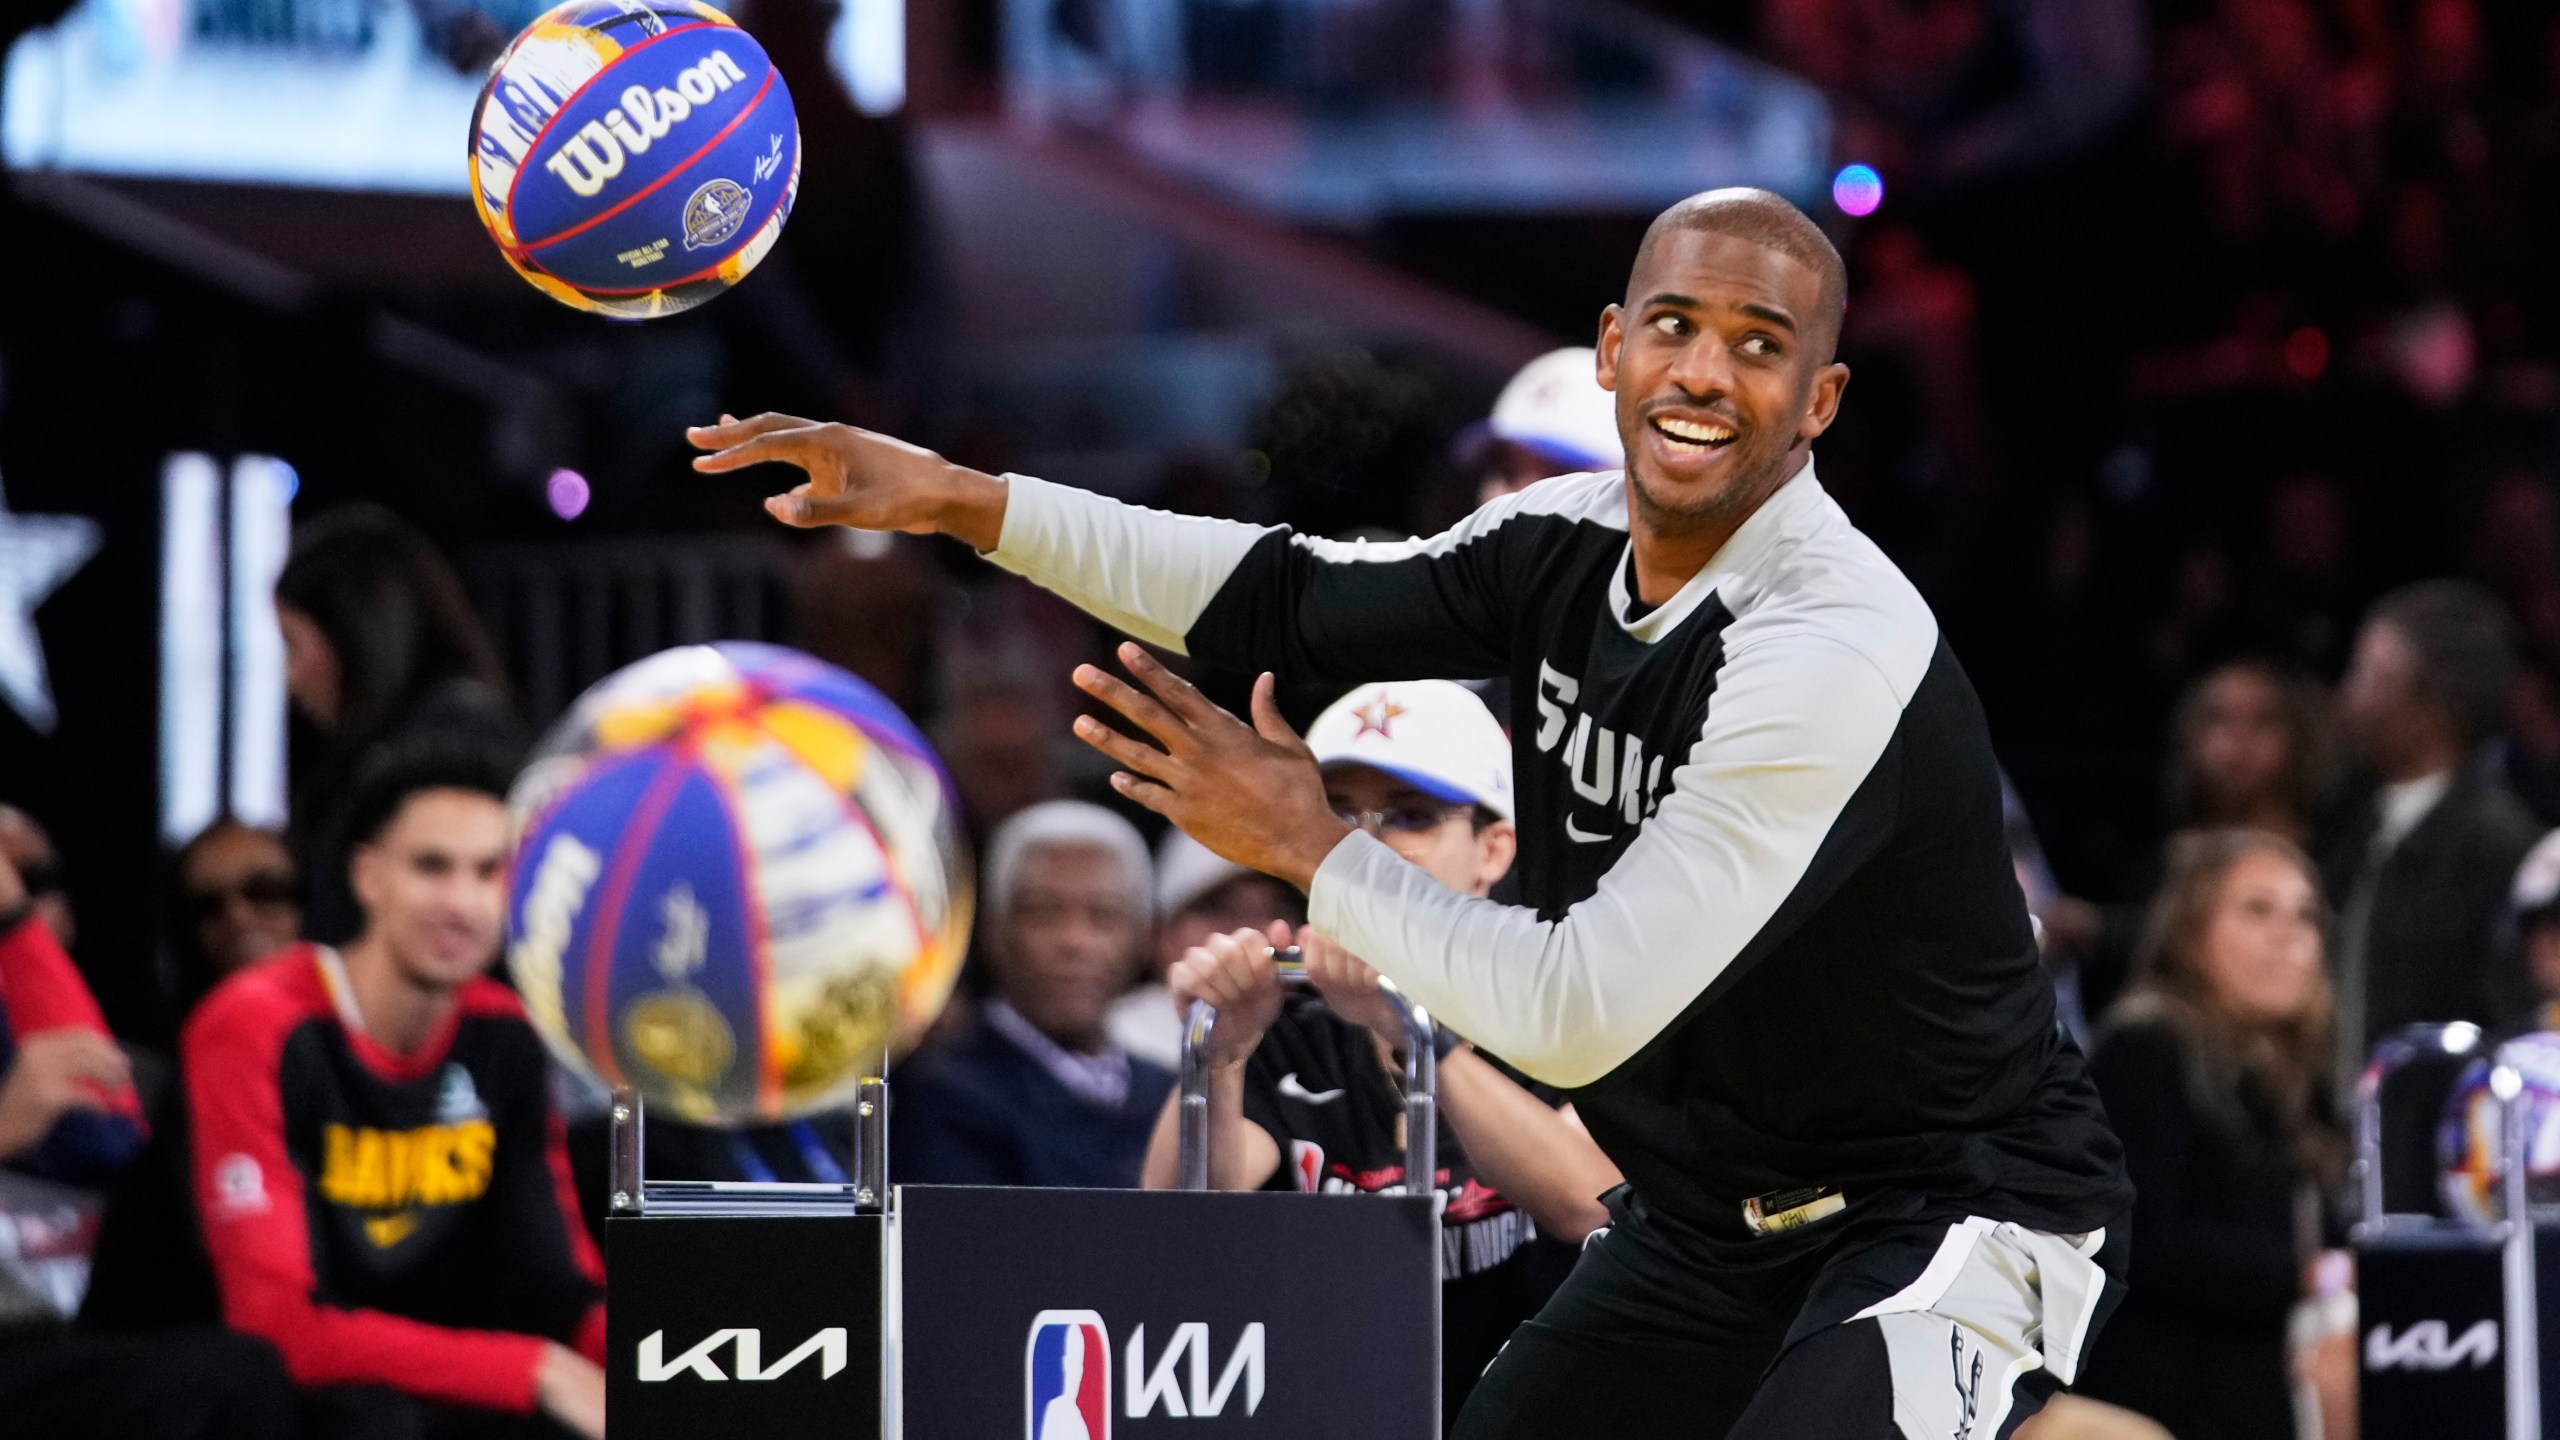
[
  {"x1": 546, "y1": 468, "x2": 590, "y2": 520},
  {"x1": 1832, "y1": 164, "x2": 1884, "y2": 217}
]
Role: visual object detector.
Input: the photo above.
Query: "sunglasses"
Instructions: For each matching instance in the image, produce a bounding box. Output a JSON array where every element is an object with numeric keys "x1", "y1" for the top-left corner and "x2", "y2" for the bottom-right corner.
[
  {"x1": 1332, "y1": 803, "x2": 1471, "y2": 836},
  {"x1": 188, "y1": 871, "x2": 298, "y2": 919}
]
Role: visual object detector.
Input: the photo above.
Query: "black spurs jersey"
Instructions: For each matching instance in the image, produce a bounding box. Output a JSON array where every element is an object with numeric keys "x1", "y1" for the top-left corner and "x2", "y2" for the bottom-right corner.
[{"x1": 988, "y1": 462, "x2": 2131, "y2": 1237}]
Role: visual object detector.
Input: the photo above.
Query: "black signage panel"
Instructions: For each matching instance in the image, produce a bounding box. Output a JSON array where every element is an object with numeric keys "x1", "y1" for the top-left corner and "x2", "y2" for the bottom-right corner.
[
  {"x1": 899, "y1": 1185, "x2": 1439, "y2": 1440},
  {"x1": 607, "y1": 1213, "x2": 885, "y2": 1440},
  {"x1": 2356, "y1": 1224, "x2": 2560, "y2": 1440}
]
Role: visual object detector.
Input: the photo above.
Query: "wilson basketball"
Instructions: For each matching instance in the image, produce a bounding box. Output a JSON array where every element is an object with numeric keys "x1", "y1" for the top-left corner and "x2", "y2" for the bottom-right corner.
[
  {"x1": 504, "y1": 643, "x2": 971, "y2": 1124},
  {"x1": 468, "y1": 0, "x2": 799, "y2": 320}
]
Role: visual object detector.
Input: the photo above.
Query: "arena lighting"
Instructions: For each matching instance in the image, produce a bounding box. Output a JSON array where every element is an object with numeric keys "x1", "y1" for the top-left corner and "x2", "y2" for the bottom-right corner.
[
  {"x1": 1832, "y1": 164, "x2": 1884, "y2": 217},
  {"x1": 2285, "y1": 325, "x2": 2330, "y2": 379},
  {"x1": 547, "y1": 468, "x2": 592, "y2": 521},
  {"x1": 160, "y1": 453, "x2": 288, "y2": 842}
]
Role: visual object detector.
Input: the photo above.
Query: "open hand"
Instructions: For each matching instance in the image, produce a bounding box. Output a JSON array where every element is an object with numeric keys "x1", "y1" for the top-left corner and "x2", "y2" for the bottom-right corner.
[
  {"x1": 1168, "y1": 923, "x2": 1290, "y2": 1070},
  {"x1": 686, "y1": 412, "x2": 1008, "y2": 548},
  {"x1": 1071, "y1": 644, "x2": 1351, "y2": 892}
]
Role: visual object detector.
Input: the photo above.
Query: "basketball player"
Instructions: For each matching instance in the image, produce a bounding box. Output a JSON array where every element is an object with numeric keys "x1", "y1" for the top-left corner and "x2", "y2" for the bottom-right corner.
[{"x1": 691, "y1": 187, "x2": 2133, "y2": 1439}]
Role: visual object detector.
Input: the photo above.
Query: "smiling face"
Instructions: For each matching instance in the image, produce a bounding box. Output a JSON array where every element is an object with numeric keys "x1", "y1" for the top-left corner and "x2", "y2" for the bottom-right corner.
[
  {"x1": 1595, "y1": 225, "x2": 1849, "y2": 539},
  {"x1": 349, "y1": 788, "x2": 510, "y2": 994}
]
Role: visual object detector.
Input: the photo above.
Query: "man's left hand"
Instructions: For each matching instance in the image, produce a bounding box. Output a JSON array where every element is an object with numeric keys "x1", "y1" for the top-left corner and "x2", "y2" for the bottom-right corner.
[{"x1": 1070, "y1": 643, "x2": 1351, "y2": 891}]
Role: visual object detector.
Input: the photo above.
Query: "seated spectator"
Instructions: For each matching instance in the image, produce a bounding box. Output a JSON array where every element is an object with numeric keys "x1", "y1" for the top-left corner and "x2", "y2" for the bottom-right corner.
[
  {"x1": 1106, "y1": 829, "x2": 1304, "y2": 1070},
  {"x1": 2047, "y1": 659, "x2": 2338, "y2": 1019},
  {"x1": 0, "y1": 851, "x2": 294, "y2": 1440},
  {"x1": 1140, "y1": 681, "x2": 1622, "y2": 1424},
  {"x1": 2500, "y1": 827, "x2": 2560, "y2": 1035},
  {"x1": 0, "y1": 842, "x2": 142, "y2": 1186},
  {"x1": 0, "y1": 805, "x2": 74, "y2": 957},
  {"x1": 86, "y1": 821, "x2": 302, "y2": 1330},
  {"x1": 2325, "y1": 581, "x2": 2543, "y2": 1213},
  {"x1": 2074, "y1": 831, "x2": 2346, "y2": 1440},
  {"x1": 184, "y1": 743, "x2": 604, "y2": 1440},
  {"x1": 891, "y1": 801, "x2": 1170, "y2": 1188},
  {"x1": 173, "y1": 819, "x2": 302, "y2": 1014},
  {"x1": 274, "y1": 504, "x2": 526, "y2": 945}
]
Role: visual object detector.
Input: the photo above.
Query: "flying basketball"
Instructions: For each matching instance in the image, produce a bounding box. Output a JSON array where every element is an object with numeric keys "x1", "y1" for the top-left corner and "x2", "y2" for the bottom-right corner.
[
  {"x1": 2438, "y1": 1032, "x2": 2560, "y2": 1223},
  {"x1": 468, "y1": 0, "x2": 799, "y2": 320},
  {"x1": 504, "y1": 643, "x2": 969, "y2": 1124}
]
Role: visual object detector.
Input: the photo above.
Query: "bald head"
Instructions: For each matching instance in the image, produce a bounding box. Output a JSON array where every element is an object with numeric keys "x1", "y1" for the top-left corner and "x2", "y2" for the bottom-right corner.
[{"x1": 1634, "y1": 189, "x2": 1846, "y2": 360}]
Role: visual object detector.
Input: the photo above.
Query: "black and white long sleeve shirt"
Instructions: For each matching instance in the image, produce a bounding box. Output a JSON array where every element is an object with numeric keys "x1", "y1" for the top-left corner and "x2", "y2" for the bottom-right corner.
[{"x1": 988, "y1": 460, "x2": 2130, "y2": 1237}]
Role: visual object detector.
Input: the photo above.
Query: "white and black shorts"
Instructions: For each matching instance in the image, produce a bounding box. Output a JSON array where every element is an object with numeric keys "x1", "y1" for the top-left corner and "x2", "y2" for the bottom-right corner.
[{"x1": 1452, "y1": 1188, "x2": 2126, "y2": 1440}]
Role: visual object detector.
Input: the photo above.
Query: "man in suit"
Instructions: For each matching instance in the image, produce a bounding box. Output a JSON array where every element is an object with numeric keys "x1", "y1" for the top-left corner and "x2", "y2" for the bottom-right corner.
[{"x1": 2327, "y1": 580, "x2": 2544, "y2": 1207}]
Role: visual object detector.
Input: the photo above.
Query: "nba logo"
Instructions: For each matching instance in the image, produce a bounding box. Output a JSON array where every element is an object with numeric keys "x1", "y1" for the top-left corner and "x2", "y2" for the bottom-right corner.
[{"x1": 1025, "y1": 1309, "x2": 1110, "y2": 1439}]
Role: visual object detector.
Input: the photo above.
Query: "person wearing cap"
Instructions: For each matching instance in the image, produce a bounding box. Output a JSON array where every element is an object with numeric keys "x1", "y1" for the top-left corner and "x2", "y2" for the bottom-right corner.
[
  {"x1": 1139, "y1": 681, "x2": 1622, "y2": 1426},
  {"x1": 1106, "y1": 830, "x2": 1305, "y2": 1071},
  {"x1": 2504, "y1": 829, "x2": 2560, "y2": 1036},
  {"x1": 1464, "y1": 347, "x2": 1626, "y2": 507}
]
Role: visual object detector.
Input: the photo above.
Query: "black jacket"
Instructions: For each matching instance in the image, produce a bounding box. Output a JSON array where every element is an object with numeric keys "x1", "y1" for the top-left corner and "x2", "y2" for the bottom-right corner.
[
  {"x1": 2321, "y1": 758, "x2": 2543, "y2": 1044},
  {"x1": 2074, "y1": 1018, "x2": 2312, "y2": 1440}
]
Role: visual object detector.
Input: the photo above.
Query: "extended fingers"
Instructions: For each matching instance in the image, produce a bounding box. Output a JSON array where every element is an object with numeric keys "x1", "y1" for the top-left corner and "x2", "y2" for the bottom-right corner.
[
  {"x1": 1074, "y1": 664, "x2": 1188, "y2": 748},
  {"x1": 689, "y1": 425, "x2": 830, "y2": 474},
  {"x1": 1116, "y1": 643, "x2": 1227, "y2": 728},
  {"x1": 1071, "y1": 714, "x2": 1175, "y2": 780},
  {"x1": 684, "y1": 411, "x2": 815, "y2": 449}
]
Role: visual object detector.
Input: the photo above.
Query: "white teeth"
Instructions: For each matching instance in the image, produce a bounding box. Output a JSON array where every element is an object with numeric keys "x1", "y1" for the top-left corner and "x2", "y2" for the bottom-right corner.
[{"x1": 1652, "y1": 416, "x2": 1734, "y2": 445}]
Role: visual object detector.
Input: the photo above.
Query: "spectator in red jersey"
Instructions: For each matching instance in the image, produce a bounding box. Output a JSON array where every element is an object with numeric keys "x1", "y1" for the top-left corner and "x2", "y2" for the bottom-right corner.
[
  {"x1": 0, "y1": 848, "x2": 296, "y2": 1440},
  {"x1": 184, "y1": 742, "x2": 604, "y2": 1440}
]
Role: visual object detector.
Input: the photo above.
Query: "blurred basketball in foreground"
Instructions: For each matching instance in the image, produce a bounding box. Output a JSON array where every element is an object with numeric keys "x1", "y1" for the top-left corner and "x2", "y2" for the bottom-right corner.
[
  {"x1": 2438, "y1": 1031, "x2": 2560, "y2": 1222},
  {"x1": 506, "y1": 643, "x2": 969, "y2": 1123},
  {"x1": 468, "y1": 0, "x2": 800, "y2": 319}
]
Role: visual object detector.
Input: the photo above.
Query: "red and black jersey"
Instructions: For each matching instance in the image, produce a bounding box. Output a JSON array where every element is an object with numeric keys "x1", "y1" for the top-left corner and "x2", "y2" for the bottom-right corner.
[{"x1": 182, "y1": 944, "x2": 603, "y2": 1413}]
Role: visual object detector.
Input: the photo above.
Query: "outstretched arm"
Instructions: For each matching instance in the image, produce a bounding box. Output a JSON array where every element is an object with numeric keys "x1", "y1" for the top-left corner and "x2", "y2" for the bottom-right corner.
[
  {"x1": 1075, "y1": 628, "x2": 1916, "y2": 1089},
  {"x1": 689, "y1": 414, "x2": 1572, "y2": 683}
]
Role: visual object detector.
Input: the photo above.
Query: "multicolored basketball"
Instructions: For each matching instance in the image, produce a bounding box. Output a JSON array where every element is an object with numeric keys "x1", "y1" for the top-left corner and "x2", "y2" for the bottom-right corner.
[
  {"x1": 468, "y1": 0, "x2": 799, "y2": 320},
  {"x1": 505, "y1": 643, "x2": 969, "y2": 1124},
  {"x1": 2438, "y1": 1032, "x2": 2560, "y2": 1223}
]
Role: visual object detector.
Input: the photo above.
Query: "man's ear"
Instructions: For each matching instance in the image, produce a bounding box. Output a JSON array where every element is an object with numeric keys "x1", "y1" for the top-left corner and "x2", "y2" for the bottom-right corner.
[
  {"x1": 1476, "y1": 820, "x2": 1519, "y2": 893},
  {"x1": 1797, "y1": 361, "x2": 1851, "y2": 445},
  {"x1": 349, "y1": 844, "x2": 381, "y2": 915},
  {"x1": 1595, "y1": 307, "x2": 1626, "y2": 392}
]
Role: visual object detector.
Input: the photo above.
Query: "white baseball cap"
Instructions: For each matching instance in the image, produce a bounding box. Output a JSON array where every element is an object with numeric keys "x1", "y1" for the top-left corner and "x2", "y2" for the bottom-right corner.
[
  {"x1": 1307, "y1": 681, "x2": 1513, "y2": 821},
  {"x1": 1487, "y1": 347, "x2": 1623, "y2": 472},
  {"x1": 2515, "y1": 829, "x2": 2560, "y2": 921}
]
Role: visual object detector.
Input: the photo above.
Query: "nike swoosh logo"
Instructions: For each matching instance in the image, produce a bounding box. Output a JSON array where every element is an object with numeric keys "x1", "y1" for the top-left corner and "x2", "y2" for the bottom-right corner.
[
  {"x1": 1276, "y1": 1073, "x2": 1345, "y2": 1104},
  {"x1": 1563, "y1": 817, "x2": 1610, "y2": 844}
]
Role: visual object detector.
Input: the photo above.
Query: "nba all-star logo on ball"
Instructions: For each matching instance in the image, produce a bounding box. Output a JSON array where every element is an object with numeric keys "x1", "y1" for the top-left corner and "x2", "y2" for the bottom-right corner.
[{"x1": 467, "y1": 0, "x2": 800, "y2": 320}]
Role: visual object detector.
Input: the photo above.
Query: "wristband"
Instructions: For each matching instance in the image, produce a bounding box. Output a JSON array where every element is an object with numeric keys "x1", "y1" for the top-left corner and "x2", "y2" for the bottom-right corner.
[{"x1": 1431, "y1": 1023, "x2": 1464, "y2": 1062}]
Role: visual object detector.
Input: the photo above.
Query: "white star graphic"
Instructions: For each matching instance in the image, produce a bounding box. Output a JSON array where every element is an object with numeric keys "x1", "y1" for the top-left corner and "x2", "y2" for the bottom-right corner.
[{"x1": 0, "y1": 473, "x2": 100, "y2": 734}]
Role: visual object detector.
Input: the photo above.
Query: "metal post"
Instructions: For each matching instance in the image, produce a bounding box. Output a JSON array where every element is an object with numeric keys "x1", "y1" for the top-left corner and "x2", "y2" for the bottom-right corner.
[
  {"x1": 853, "y1": 1047, "x2": 890, "y2": 1212},
  {"x1": 2493, "y1": 1055, "x2": 2542, "y2": 1440},
  {"x1": 2352, "y1": 1021, "x2": 2483, "y2": 1237},
  {"x1": 1176, "y1": 948, "x2": 1438, "y2": 1204},
  {"x1": 610, "y1": 1087, "x2": 644, "y2": 1216}
]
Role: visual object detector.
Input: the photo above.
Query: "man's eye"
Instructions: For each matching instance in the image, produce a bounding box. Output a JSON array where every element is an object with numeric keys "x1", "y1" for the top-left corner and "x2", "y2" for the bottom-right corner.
[
  {"x1": 1651, "y1": 314, "x2": 1685, "y2": 336},
  {"x1": 1740, "y1": 335, "x2": 1779, "y2": 356}
]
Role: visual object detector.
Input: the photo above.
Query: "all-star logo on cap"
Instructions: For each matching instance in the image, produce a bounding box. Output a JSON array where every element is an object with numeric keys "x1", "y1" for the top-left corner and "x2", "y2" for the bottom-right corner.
[{"x1": 1352, "y1": 694, "x2": 1406, "y2": 740}]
